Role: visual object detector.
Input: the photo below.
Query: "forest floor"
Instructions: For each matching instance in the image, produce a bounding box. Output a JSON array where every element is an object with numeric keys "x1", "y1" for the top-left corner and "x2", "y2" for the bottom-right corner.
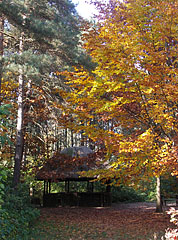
[{"x1": 29, "y1": 202, "x2": 177, "y2": 240}]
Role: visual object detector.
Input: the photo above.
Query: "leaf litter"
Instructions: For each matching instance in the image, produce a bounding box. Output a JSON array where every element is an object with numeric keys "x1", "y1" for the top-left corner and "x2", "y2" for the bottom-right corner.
[{"x1": 30, "y1": 202, "x2": 177, "y2": 240}]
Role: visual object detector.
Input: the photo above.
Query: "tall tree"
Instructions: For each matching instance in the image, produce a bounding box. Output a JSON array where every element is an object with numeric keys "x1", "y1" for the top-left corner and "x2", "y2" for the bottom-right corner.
[
  {"x1": 0, "y1": 15, "x2": 4, "y2": 103},
  {"x1": 0, "y1": 0, "x2": 85, "y2": 187},
  {"x1": 62, "y1": 0, "x2": 178, "y2": 212}
]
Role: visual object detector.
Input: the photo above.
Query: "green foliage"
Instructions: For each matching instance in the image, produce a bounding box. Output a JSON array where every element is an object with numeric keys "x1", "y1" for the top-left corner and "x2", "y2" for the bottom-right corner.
[
  {"x1": 0, "y1": 104, "x2": 11, "y2": 116},
  {"x1": 111, "y1": 185, "x2": 146, "y2": 203},
  {"x1": 113, "y1": 176, "x2": 178, "y2": 203},
  {"x1": 138, "y1": 178, "x2": 157, "y2": 201},
  {"x1": 0, "y1": 175, "x2": 40, "y2": 240},
  {"x1": 0, "y1": 167, "x2": 8, "y2": 207},
  {"x1": 51, "y1": 181, "x2": 87, "y2": 193},
  {"x1": 48, "y1": 181, "x2": 146, "y2": 203},
  {"x1": 0, "y1": 104, "x2": 12, "y2": 146},
  {"x1": 161, "y1": 176, "x2": 178, "y2": 198},
  {"x1": 0, "y1": 0, "x2": 93, "y2": 171}
]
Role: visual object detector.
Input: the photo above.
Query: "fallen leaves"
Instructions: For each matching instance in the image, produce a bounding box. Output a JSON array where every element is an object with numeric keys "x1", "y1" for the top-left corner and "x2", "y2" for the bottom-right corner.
[{"x1": 30, "y1": 203, "x2": 177, "y2": 239}]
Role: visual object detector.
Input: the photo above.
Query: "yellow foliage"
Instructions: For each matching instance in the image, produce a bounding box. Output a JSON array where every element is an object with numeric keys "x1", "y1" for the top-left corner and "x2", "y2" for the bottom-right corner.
[{"x1": 61, "y1": 0, "x2": 178, "y2": 182}]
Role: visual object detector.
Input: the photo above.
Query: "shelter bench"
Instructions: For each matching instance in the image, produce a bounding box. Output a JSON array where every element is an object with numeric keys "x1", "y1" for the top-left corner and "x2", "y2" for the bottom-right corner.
[{"x1": 161, "y1": 195, "x2": 178, "y2": 207}]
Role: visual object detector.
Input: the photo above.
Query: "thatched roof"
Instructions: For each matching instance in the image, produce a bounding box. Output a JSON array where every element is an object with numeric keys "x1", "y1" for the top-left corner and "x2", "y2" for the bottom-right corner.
[
  {"x1": 36, "y1": 146, "x2": 104, "y2": 181},
  {"x1": 60, "y1": 146, "x2": 93, "y2": 158}
]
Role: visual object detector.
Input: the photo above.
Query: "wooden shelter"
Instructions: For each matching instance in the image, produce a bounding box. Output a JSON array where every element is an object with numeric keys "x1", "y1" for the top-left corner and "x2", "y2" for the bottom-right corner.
[{"x1": 36, "y1": 146, "x2": 111, "y2": 207}]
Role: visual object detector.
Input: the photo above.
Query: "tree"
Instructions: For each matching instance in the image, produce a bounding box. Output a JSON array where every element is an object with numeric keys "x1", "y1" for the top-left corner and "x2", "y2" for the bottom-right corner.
[
  {"x1": 0, "y1": 0, "x2": 86, "y2": 187},
  {"x1": 62, "y1": 0, "x2": 178, "y2": 212},
  {"x1": 0, "y1": 15, "x2": 4, "y2": 102}
]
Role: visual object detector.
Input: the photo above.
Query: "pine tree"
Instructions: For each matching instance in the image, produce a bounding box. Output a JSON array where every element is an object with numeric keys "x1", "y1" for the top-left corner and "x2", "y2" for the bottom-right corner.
[{"x1": 0, "y1": 0, "x2": 85, "y2": 187}]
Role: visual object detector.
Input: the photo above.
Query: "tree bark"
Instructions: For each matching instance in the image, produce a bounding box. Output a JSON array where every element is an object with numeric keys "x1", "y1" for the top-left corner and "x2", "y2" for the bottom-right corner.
[
  {"x1": 12, "y1": 33, "x2": 24, "y2": 188},
  {"x1": 0, "y1": 15, "x2": 4, "y2": 104},
  {"x1": 0, "y1": 16, "x2": 3, "y2": 56},
  {"x1": 156, "y1": 176, "x2": 163, "y2": 213}
]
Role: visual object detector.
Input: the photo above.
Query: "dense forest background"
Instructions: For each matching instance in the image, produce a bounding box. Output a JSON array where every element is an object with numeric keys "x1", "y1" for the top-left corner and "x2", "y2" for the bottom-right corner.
[
  {"x1": 0, "y1": 0, "x2": 93, "y2": 186},
  {"x1": 0, "y1": 0, "x2": 178, "y2": 239}
]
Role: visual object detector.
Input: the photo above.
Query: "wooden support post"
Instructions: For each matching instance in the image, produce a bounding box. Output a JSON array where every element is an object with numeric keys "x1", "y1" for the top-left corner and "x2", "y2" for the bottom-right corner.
[
  {"x1": 67, "y1": 180, "x2": 70, "y2": 193},
  {"x1": 87, "y1": 181, "x2": 89, "y2": 192},
  {"x1": 46, "y1": 181, "x2": 49, "y2": 194},
  {"x1": 48, "y1": 180, "x2": 51, "y2": 193},
  {"x1": 65, "y1": 181, "x2": 67, "y2": 192},
  {"x1": 44, "y1": 181, "x2": 46, "y2": 195},
  {"x1": 91, "y1": 182, "x2": 94, "y2": 192},
  {"x1": 87, "y1": 181, "x2": 94, "y2": 192},
  {"x1": 65, "y1": 180, "x2": 70, "y2": 193},
  {"x1": 106, "y1": 185, "x2": 111, "y2": 192},
  {"x1": 106, "y1": 180, "x2": 111, "y2": 192}
]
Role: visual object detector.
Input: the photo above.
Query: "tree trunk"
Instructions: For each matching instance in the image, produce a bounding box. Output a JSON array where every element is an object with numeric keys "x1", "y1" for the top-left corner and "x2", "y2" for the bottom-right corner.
[
  {"x1": 0, "y1": 16, "x2": 3, "y2": 55},
  {"x1": 46, "y1": 125, "x2": 49, "y2": 158},
  {"x1": 156, "y1": 176, "x2": 163, "y2": 213},
  {"x1": 12, "y1": 33, "x2": 24, "y2": 188},
  {"x1": 71, "y1": 129, "x2": 74, "y2": 147},
  {"x1": 0, "y1": 15, "x2": 4, "y2": 104}
]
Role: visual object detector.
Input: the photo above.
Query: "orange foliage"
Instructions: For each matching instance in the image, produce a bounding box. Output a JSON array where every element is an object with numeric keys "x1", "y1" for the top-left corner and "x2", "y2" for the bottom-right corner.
[{"x1": 61, "y1": 0, "x2": 178, "y2": 183}]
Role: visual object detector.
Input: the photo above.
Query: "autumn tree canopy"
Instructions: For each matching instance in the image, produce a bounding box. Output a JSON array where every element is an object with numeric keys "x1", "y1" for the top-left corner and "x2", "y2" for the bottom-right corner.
[
  {"x1": 0, "y1": 0, "x2": 92, "y2": 186},
  {"x1": 62, "y1": 0, "x2": 178, "y2": 184}
]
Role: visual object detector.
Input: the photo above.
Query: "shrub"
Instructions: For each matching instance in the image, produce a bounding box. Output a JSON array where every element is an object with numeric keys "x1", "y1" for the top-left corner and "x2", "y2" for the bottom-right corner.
[
  {"x1": 111, "y1": 185, "x2": 146, "y2": 203},
  {"x1": 0, "y1": 167, "x2": 8, "y2": 207},
  {"x1": 0, "y1": 175, "x2": 40, "y2": 240}
]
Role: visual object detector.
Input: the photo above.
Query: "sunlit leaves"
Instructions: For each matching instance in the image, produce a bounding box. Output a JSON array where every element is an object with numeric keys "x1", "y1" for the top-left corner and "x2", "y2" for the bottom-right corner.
[{"x1": 61, "y1": 0, "x2": 178, "y2": 184}]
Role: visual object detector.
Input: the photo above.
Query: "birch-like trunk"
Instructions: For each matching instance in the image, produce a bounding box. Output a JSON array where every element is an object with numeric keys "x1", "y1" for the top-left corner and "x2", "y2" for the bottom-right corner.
[
  {"x1": 12, "y1": 33, "x2": 24, "y2": 187},
  {"x1": 0, "y1": 16, "x2": 4, "y2": 104},
  {"x1": 156, "y1": 176, "x2": 163, "y2": 213}
]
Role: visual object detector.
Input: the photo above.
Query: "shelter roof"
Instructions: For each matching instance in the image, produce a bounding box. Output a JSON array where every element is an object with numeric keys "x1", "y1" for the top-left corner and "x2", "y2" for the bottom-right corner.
[{"x1": 36, "y1": 146, "x2": 105, "y2": 181}]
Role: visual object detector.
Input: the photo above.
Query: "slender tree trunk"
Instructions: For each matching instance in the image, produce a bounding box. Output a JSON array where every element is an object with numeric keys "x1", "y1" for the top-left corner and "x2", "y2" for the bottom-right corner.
[
  {"x1": 13, "y1": 33, "x2": 24, "y2": 187},
  {"x1": 22, "y1": 79, "x2": 32, "y2": 167},
  {"x1": 46, "y1": 122, "x2": 49, "y2": 158},
  {"x1": 0, "y1": 15, "x2": 4, "y2": 104},
  {"x1": 81, "y1": 130, "x2": 84, "y2": 146},
  {"x1": 156, "y1": 176, "x2": 163, "y2": 213},
  {"x1": 0, "y1": 16, "x2": 3, "y2": 55},
  {"x1": 65, "y1": 128, "x2": 68, "y2": 147},
  {"x1": 71, "y1": 129, "x2": 74, "y2": 147}
]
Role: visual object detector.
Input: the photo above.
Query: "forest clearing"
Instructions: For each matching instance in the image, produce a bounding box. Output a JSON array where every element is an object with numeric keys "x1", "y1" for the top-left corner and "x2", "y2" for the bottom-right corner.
[
  {"x1": 29, "y1": 202, "x2": 177, "y2": 240},
  {"x1": 0, "y1": 0, "x2": 178, "y2": 239}
]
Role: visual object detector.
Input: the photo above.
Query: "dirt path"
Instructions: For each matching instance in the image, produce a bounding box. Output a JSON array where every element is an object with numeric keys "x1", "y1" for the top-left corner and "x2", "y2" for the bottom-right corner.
[{"x1": 112, "y1": 201, "x2": 156, "y2": 209}]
